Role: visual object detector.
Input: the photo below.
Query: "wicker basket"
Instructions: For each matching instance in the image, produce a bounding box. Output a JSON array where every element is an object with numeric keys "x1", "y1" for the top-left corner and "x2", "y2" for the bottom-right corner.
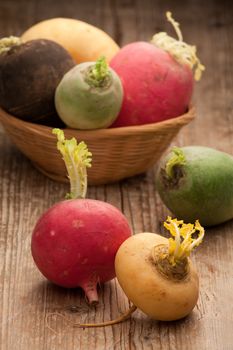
[{"x1": 0, "y1": 107, "x2": 195, "y2": 185}]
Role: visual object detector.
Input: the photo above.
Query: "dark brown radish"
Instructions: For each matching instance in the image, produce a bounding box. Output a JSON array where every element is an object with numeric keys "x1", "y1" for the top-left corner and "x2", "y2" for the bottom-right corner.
[{"x1": 0, "y1": 37, "x2": 75, "y2": 126}]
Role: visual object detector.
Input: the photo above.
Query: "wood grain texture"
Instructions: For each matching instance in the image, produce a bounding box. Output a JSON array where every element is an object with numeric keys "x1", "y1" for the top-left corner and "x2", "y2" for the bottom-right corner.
[{"x1": 0, "y1": 0, "x2": 233, "y2": 349}]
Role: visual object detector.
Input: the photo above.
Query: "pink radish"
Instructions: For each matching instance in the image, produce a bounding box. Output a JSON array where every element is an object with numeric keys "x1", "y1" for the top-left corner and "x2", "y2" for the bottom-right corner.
[
  {"x1": 31, "y1": 129, "x2": 132, "y2": 304},
  {"x1": 110, "y1": 12, "x2": 205, "y2": 127}
]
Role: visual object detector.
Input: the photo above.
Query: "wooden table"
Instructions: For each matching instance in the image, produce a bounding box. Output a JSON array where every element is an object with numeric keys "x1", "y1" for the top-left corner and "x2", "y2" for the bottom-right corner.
[{"x1": 0, "y1": 1, "x2": 232, "y2": 349}]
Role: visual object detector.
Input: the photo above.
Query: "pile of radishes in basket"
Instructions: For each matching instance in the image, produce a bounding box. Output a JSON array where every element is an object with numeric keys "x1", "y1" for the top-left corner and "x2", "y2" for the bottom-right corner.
[
  {"x1": 0, "y1": 12, "x2": 203, "y2": 129},
  {"x1": 1, "y1": 12, "x2": 233, "y2": 327}
]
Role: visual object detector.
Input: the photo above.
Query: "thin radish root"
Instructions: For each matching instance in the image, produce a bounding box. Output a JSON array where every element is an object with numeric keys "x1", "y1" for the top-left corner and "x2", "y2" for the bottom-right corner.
[
  {"x1": 74, "y1": 304, "x2": 137, "y2": 328},
  {"x1": 45, "y1": 304, "x2": 137, "y2": 331}
]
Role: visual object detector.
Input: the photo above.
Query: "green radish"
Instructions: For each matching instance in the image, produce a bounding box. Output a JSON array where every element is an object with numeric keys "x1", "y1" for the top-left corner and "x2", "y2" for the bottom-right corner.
[
  {"x1": 156, "y1": 146, "x2": 233, "y2": 227},
  {"x1": 55, "y1": 56, "x2": 123, "y2": 129}
]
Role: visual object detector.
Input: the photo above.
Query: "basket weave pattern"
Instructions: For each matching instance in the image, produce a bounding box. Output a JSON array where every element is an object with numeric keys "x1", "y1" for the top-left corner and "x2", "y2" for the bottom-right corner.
[{"x1": 0, "y1": 107, "x2": 195, "y2": 185}]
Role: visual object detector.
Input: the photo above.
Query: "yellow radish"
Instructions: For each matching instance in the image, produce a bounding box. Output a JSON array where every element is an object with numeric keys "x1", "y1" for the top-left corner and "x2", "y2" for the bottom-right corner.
[
  {"x1": 21, "y1": 18, "x2": 119, "y2": 63},
  {"x1": 115, "y1": 217, "x2": 204, "y2": 321}
]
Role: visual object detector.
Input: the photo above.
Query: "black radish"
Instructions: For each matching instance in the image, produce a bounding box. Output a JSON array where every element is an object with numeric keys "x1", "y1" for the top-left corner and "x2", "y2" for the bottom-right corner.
[{"x1": 0, "y1": 37, "x2": 75, "y2": 126}]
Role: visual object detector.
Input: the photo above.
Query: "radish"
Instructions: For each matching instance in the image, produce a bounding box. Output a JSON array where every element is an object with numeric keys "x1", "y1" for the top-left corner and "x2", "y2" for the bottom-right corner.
[
  {"x1": 0, "y1": 36, "x2": 75, "y2": 126},
  {"x1": 55, "y1": 56, "x2": 123, "y2": 129},
  {"x1": 114, "y1": 218, "x2": 205, "y2": 321},
  {"x1": 31, "y1": 129, "x2": 131, "y2": 304},
  {"x1": 156, "y1": 146, "x2": 233, "y2": 226},
  {"x1": 110, "y1": 12, "x2": 205, "y2": 127}
]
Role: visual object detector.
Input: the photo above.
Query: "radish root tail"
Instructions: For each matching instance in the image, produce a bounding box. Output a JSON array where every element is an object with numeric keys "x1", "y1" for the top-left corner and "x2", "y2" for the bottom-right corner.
[
  {"x1": 45, "y1": 304, "x2": 137, "y2": 332},
  {"x1": 74, "y1": 304, "x2": 137, "y2": 328}
]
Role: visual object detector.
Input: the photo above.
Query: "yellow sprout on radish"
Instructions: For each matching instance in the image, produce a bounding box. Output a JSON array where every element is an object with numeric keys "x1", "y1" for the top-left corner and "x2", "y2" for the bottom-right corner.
[{"x1": 164, "y1": 216, "x2": 205, "y2": 265}]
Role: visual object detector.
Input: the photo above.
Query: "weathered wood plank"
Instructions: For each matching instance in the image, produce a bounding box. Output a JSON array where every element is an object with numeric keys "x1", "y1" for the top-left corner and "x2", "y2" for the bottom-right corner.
[{"x1": 0, "y1": 0, "x2": 233, "y2": 349}]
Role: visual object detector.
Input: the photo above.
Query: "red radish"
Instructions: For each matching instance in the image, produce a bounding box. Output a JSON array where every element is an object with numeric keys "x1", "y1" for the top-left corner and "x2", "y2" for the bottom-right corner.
[
  {"x1": 31, "y1": 129, "x2": 131, "y2": 304},
  {"x1": 110, "y1": 12, "x2": 205, "y2": 127}
]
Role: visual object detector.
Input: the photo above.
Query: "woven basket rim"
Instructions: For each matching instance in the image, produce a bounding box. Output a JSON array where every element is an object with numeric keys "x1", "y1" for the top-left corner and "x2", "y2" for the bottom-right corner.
[{"x1": 0, "y1": 106, "x2": 195, "y2": 138}]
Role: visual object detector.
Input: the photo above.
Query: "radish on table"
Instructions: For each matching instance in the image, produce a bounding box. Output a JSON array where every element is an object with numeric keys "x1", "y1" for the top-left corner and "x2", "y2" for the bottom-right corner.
[
  {"x1": 31, "y1": 129, "x2": 132, "y2": 304},
  {"x1": 110, "y1": 12, "x2": 205, "y2": 127},
  {"x1": 156, "y1": 146, "x2": 233, "y2": 226},
  {"x1": 115, "y1": 217, "x2": 204, "y2": 321}
]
